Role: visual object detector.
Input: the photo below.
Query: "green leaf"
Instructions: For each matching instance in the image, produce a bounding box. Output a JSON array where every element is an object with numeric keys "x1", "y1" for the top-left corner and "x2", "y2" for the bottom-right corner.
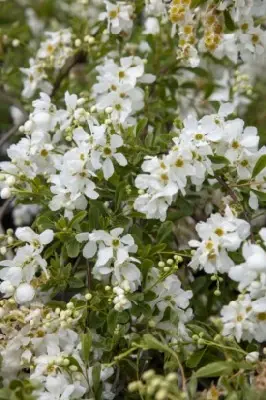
[
  {"x1": 149, "y1": 243, "x2": 166, "y2": 256},
  {"x1": 157, "y1": 221, "x2": 173, "y2": 243},
  {"x1": 188, "y1": 374, "x2": 198, "y2": 399},
  {"x1": 168, "y1": 198, "x2": 193, "y2": 221},
  {"x1": 190, "y1": 0, "x2": 207, "y2": 8},
  {"x1": 135, "y1": 117, "x2": 148, "y2": 137},
  {"x1": 141, "y1": 259, "x2": 154, "y2": 282},
  {"x1": 209, "y1": 155, "x2": 229, "y2": 165},
  {"x1": 68, "y1": 277, "x2": 84, "y2": 288},
  {"x1": 107, "y1": 309, "x2": 118, "y2": 334},
  {"x1": 69, "y1": 211, "x2": 87, "y2": 229},
  {"x1": 252, "y1": 155, "x2": 266, "y2": 178},
  {"x1": 196, "y1": 361, "x2": 234, "y2": 378},
  {"x1": 115, "y1": 181, "x2": 126, "y2": 211},
  {"x1": 65, "y1": 238, "x2": 80, "y2": 258},
  {"x1": 81, "y1": 330, "x2": 92, "y2": 363},
  {"x1": 224, "y1": 10, "x2": 236, "y2": 31},
  {"x1": 186, "y1": 348, "x2": 206, "y2": 368},
  {"x1": 145, "y1": 130, "x2": 154, "y2": 147},
  {"x1": 89, "y1": 205, "x2": 100, "y2": 230},
  {"x1": 142, "y1": 334, "x2": 169, "y2": 353},
  {"x1": 92, "y1": 363, "x2": 101, "y2": 393},
  {"x1": 35, "y1": 214, "x2": 55, "y2": 230}
]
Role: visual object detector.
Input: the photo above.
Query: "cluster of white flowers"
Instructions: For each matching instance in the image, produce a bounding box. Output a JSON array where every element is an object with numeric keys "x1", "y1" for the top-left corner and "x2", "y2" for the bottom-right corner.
[
  {"x1": 134, "y1": 103, "x2": 266, "y2": 220},
  {"x1": 99, "y1": 1, "x2": 134, "y2": 35},
  {"x1": 77, "y1": 227, "x2": 141, "y2": 311},
  {"x1": 189, "y1": 205, "x2": 250, "y2": 274},
  {"x1": 21, "y1": 29, "x2": 74, "y2": 98},
  {"x1": 0, "y1": 301, "x2": 114, "y2": 399},
  {"x1": 93, "y1": 56, "x2": 155, "y2": 125},
  {"x1": 2, "y1": 0, "x2": 266, "y2": 397},
  {"x1": 0, "y1": 91, "x2": 128, "y2": 218},
  {"x1": 0, "y1": 227, "x2": 53, "y2": 304},
  {"x1": 146, "y1": 267, "x2": 193, "y2": 339},
  {"x1": 221, "y1": 294, "x2": 266, "y2": 342},
  {"x1": 141, "y1": 0, "x2": 266, "y2": 69}
]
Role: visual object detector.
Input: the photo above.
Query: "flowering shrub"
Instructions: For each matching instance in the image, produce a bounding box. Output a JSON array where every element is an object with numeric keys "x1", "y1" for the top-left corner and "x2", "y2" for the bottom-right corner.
[{"x1": 1, "y1": 0, "x2": 266, "y2": 399}]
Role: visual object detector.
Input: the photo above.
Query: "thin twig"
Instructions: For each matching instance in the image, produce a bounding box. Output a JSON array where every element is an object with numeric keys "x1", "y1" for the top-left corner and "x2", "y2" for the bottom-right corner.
[
  {"x1": 214, "y1": 173, "x2": 238, "y2": 203},
  {"x1": 0, "y1": 90, "x2": 28, "y2": 120},
  {"x1": 51, "y1": 51, "x2": 86, "y2": 97},
  {"x1": 0, "y1": 122, "x2": 25, "y2": 149}
]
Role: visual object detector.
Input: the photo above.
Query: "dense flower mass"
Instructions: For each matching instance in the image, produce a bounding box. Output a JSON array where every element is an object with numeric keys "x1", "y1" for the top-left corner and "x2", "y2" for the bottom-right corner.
[{"x1": 1, "y1": 0, "x2": 266, "y2": 399}]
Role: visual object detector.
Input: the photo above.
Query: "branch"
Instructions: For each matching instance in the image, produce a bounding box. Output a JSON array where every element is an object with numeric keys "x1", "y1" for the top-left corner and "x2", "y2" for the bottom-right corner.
[
  {"x1": 0, "y1": 90, "x2": 28, "y2": 120},
  {"x1": 0, "y1": 122, "x2": 25, "y2": 149},
  {"x1": 51, "y1": 51, "x2": 86, "y2": 98},
  {"x1": 214, "y1": 174, "x2": 239, "y2": 203}
]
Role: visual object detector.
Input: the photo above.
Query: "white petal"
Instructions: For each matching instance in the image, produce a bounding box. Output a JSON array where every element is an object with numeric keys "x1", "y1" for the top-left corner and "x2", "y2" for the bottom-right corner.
[
  {"x1": 39, "y1": 229, "x2": 54, "y2": 245},
  {"x1": 249, "y1": 192, "x2": 259, "y2": 210},
  {"x1": 110, "y1": 134, "x2": 123, "y2": 149},
  {"x1": 96, "y1": 247, "x2": 113, "y2": 266},
  {"x1": 83, "y1": 241, "x2": 97, "y2": 258},
  {"x1": 114, "y1": 153, "x2": 127, "y2": 166},
  {"x1": 15, "y1": 227, "x2": 35, "y2": 242},
  {"x1": 117, "y1": 248, "x2": 128, "y2": 265},
  {"x1": 76, "y1": 232, "x2": 90, "y2": 242},
  {"x1": 219, "y1": 103, "x2": 235, "y2": 117},
  {"x1": 103, "y1": 158, "x2": 114, "y2": 180},
  {"x1": 122, "y1": 263, "x2": 141, "y2": 281}
]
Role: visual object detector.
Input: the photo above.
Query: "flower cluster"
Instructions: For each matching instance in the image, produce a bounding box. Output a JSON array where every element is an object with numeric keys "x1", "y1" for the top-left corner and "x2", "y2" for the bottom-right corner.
[
  {"x1": 134, "y1": 103, "x2": 265, "y2": 220},
  {"x1": 0, "y1": 227, "x2": 53, "y2": 304},
  {"x1": 21, "y1": 29, "x2": 74, "y2": 98},
  {"x1": 2, "y1": 0, "x2": 266, "y2": 398},
  {"x1": 93, "y1": 56, "x2": 155, "y2": 125}
]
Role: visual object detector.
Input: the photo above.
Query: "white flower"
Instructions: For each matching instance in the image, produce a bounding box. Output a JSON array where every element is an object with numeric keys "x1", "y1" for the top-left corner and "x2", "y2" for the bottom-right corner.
[
  {"x1": 221, "y1": 296, "x2": 255, "y2": 342},
  {"x1": 77, "y1": 228, "x2": 137, "y2": 267},
  {"x1": 15, "y1": 227, "x2": 54, "y2": 252},
  {"x1": 229, "y1": 242, "x2": 266, "y2": 298},
  {"x1": 91, "y1": 134, "x2": 127, "y2": 179},
  {"x1": 144, "y1": 17, "x2": 160, "y2": 35},
  {"x1": 99, "y1": 1, "x2": 133, "y2": 35},
  {"x1": 189, "y1": 206, "x2": 250, "y2": 274}
]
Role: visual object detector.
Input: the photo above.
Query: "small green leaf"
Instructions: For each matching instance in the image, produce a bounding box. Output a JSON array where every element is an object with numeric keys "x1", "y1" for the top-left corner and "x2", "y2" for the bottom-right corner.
[
  {"x1": 190, "y1": 0, "x2": 207, "y2": 8},
  {"x1": 66, "y1": 238, "x2": 80, "y2": 258},
  {"x1": 107, "y1": 309, "x2": 118, "y2": 334},
  {"x1": 186, "y1": 348, "x2": 206, "y2": 368},
  {"x1": 68, "y1": 277, "x2": 84, "y2": 288},
  {"x1": 141, "y1": 259, "x2": 154, "y2": 282},
  {"x1": 145, "y1": 130, "x2": 154, "y2": 147},
  {"x1": 252, "y1": 155, "x2": 266, "y2": 178},
  {"x1": 69, "y1": 211, "x2": 87, "y2": 229},
  {"x1": 209, "y1": 155, "x2": 229, "y2": 164},
  {"x1": 224, "y1": 10, "x2": 236, "y2": 31},
  {"x1": 81, "y1": 330, "x2": 92, "y2": 363},
  {"x1": 135, "y1": 117, "x2": 148, "y2": 137},
  {"x1": 115, "y1": 181, "x2": 126, "y2": 211},
  {"x1": 157, "y1": 221, "x2": 173, "y2": 243},
  {"x1": 92, "y1": 363, "x2": 101, "y2": 393},
  {"x1": 196, "y1": 361, "x2": 234, "y2": 378},
  {"x1": 142, "y1": 334, "x2": 169, "y2": 353}
]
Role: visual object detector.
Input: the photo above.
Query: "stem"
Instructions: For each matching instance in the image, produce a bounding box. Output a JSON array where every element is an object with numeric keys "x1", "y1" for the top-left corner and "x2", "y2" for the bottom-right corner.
[{"x1": 51, "y1": 51, "x2": 86, "y2": 97}]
